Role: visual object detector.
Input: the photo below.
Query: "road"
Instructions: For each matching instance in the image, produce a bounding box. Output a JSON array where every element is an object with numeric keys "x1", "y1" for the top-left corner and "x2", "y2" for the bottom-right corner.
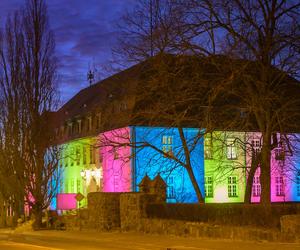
[{"x1": 0, "y1": 229, "x2": 299, "y2": 250}]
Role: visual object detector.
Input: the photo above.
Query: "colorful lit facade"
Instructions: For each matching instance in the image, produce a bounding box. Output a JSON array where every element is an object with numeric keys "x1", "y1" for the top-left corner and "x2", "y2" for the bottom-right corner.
[
  {"x1": 51, "y1": 58, "x2": 300, "y2": 210},
  {"x1": 132, "y1": 126, "x2": 204, "y2": 203},
  {"x1": 54, "y1": 125, "x2": 300, "y2": 210},
  {"x1": 54, "y1": 137, "x2": 103, "y2": 210},
  {"x1": 204, "y1": 131, "x2": 246, "y2": 203}
]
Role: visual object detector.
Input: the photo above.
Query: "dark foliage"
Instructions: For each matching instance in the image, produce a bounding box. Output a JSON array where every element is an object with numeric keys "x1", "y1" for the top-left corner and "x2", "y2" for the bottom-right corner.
[{"x1": 146, "y1": 203, "x2": 300, "y2": 228}]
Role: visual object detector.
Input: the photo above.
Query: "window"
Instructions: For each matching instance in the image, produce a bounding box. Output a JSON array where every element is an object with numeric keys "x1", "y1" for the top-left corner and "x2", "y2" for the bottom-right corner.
[
  {"x1": 99, "y1": 149, "x2": 103, "y2": 163},
  {"x1": 252, "y1": 176, "x2": 261, "y2": 197},
  {"x1": 113, "y1": 148, "x2": 119, "y2": 160},
  {"x1": 228, "y1": 176, "x2": 238, "y2": 197},
  {"x1": 83, "y1": 146, "x2": 87, "y2": 165},
  {"x1": 65, "y1": 180, "x2": 68, "y2": 193},
  {"x1": 275, "y1": 176, "x2": 284, "y2": 196},
  {"x1": 65, "y1": 152, "x2": 69, "y2": 167},
  {"x1": 113, "y1": 175, "x2": 119, "y2": 191},
  {"x1": 251, "y1": 139, "x2": 261, "y2": 155},
  {"x1": 275, "y1": 148, "x2": 285, "y2": 161},
  {"x1": 68, "y1": 122, "x2": 73, "y2": 136},
  {"x1": 90, "y1": 145, "x2": 95, "y2": 164},
  {"x1": 70, "y1": 147, "x2": 74, "y2": 166},
  {"x1": 226, "y1": 138, "x2": 237, "y2": 159},
  {"x1": 60, "y1": 180, "x2": 63, "y2": 193},
  {"x1": 167, "y1": 176, "x2": 175, "y2": 198},
  {"x1": 77, "y1": 179, "x2": 81, "y2": 193},
  {"x1": 204, "y1": 137, "x2": 213, "y2": 159},
  {"x1": 119, "y1": 102, "x2": 127, "y2": 111},
  {"x1": 87, "y1": 116, "x2": 92, "y2": 131},
  {"x1": 297, "y1": 174, "x2": 300, "y2": 197},
  {"x1": 205, "y1": 176, "x2": 213, "y2": 197},
  {"x1": 78, "y1": 120, "x2": 82, "y2": 133},
  {"x1": 96, "y1": 113, "x2": 101, "y2": 129},
  {"x1": 60, "y1": 126, "x2": 64, "y2": 138},
  {"x1": 70, "y1": 179, "x2": 74, "y2": 193},
  {"x1": 76, "y1": 146, "x2": 80, "y2": 165},
  {"x1": 162, "y1": 135, "x2": 173, "y2": 156}
]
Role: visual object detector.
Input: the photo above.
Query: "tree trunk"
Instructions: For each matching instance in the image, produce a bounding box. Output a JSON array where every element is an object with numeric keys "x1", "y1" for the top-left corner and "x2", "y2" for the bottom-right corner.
[
  {"x1": 32, "y1": 203, "x2": 43, "y2": 230},
  {"x1": 244, "y1": 152, "x2": 261, "y2": 204},
  {"x1": 177, "y1": 127, "x2": 204, "y2": 203},
  {"x1": 185, "y1": 164, "x2": 205, "y2": 203},
  {"x1": 260, "y1": 139, "x2": 271, "y2": 206}
]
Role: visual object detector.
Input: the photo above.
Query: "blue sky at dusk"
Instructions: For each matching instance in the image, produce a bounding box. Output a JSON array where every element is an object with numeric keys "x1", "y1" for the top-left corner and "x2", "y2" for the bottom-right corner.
[{"x1": 0, "y1": 0, "x2": 135, "y2": 105}]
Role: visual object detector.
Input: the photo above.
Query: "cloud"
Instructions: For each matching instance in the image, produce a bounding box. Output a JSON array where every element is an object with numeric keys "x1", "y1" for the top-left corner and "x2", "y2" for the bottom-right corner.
[{"x1": 0, "y1": 0, "x2": 136, "y2": 105}]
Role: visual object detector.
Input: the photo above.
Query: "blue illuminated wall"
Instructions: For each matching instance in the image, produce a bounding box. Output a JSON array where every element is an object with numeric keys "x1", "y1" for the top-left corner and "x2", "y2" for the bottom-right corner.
[{"x1": 131, "y1": 126, "x2": 204, "y2": 203}]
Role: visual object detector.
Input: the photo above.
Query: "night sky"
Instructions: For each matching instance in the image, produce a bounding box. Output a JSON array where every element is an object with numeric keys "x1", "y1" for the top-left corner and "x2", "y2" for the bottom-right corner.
[{"x1": 0, "y1": 0, "x2": 135, "y2": 105}]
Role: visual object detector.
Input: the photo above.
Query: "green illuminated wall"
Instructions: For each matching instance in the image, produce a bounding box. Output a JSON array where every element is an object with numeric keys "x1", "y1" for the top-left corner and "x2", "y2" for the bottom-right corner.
[
  {"x1": 204, "y1": 131, "x2": 246, "y2": 203},
  {"x1": 59, "y1": 136, "x2": 100, "y2": 208}
]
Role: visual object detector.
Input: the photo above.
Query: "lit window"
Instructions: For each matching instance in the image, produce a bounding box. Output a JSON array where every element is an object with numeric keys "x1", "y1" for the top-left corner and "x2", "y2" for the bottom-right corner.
[
  {"x1": 275, "y1": 176, "x2": 284, "y2": 196},
  {"x1": 65, "y1": 180, "x2": 68, "y2": 193},
  {"x1": 275, "y1": 148, "x2": 285, "y2": 161},
  {"x1": 65, "y1": 151, "x2": 68, "y2": 167},
  {"x1": 113, "y1": 175, "x2": 119, "y2": 191},
  {"x1": 71, "y1": 179, "x2": 74, "y2": 193},
  {"x1": 162, "y1": 135, "x2": 173, "y2": 156},
  {"x1": 76, "y1": 146, "x2": 80, "y2": 165},
  {"x1": 252, "y1": 176, "x2": 261, "y2": 197},
  {"x1": 76, "y1": 179, "x2": 81, "y2": 193},
  {"x1": 60, "y1": 180, "x2": 63, "y2": 193},
  {"x1": 205, "y1": 176, "x2": 213, "y2": 197},
  {"x1": 70, "y1": 147, "x2": 74, "y2": 166},
  {"x1": 228, "y1": 176, "x2": 238, "y2": 197},
  {"x1": 83, "y1": 146, "x2": 87, "y2": 165},
  {"x1": 204, "y1": 137, "x2": 213, "y2": 159},
  {"x1": 297, "y1": 174, "x2": 300, "y2": 197},
  {"x1": 99, "y1": 149, "x2": 103, "y2": 163},
  {"x1": 90, "y1": 145, "x2": 95, "y2": 164},
  {"x1": 251, "y1": 139, "x2": 261, "y2": 155},
  {"x1": 226, "y1": 138, "x2": 237, "y2": 159},
  {"x1": 113, "y1": 148, "x2": 119, "y2": 160},
  {"x1": 167, "y1": 176, "x2": 175, "y2": 198}
]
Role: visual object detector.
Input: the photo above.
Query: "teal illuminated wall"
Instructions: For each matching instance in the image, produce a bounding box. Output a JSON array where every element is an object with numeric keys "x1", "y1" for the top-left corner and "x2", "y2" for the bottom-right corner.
[{"x1": 132, "y1": 126, "x2": 204, "y2": 203}]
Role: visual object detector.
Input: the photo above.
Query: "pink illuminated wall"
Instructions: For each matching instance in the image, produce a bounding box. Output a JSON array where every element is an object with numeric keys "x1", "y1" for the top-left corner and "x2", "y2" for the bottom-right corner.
[
  {"x1": 247, "y1": 132, "x2": 300, "y2": 203},
  {"x1": 100, "y1": 127, "x2": 132, "y2": 192},
  {"x1": 57, "y1": 193, "x2": 77, "y2": 210}
]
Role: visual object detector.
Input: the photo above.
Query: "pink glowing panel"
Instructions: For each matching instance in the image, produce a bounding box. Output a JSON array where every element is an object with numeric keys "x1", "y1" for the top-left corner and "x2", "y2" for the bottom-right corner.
[
  {"x1": 247, "y1": 132, "x2": 300, "y2": 203},
  {"x1": 57, "y1": 193, "x2": 77, "y2": 210},
  {"x1": 99, "y1": 127, "x2": 132, "y2": 192}
]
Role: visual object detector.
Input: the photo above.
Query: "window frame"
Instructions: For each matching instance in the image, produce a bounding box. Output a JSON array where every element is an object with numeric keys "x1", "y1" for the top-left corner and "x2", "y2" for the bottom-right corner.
[
  {"x1": 205, "y1": 176, "x2": 214, "y2": 198},
  {"x1": 228, "y1": 176, "x2": 238, "y2": 197}
]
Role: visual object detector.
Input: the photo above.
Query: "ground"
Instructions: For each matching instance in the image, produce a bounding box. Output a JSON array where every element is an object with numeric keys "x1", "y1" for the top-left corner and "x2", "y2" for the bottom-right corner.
[{"x1": 0, "y1": 229, "x2": 299, "y2": 250}]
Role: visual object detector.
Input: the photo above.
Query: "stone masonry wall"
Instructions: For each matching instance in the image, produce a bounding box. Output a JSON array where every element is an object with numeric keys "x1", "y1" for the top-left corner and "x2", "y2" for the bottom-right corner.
[
  {"x1": 138, "y1": 218, "x2": 299, "y2": 242},
  {"x1": 120, "y1": 193, "x2": 157, "y2": 231},
  {"x1": 87, "y1": 192, "x2": 121, "y2": 230}
]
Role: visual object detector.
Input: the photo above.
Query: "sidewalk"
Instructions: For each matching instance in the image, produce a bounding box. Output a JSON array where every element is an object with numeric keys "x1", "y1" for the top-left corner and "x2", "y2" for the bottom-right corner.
[{"x1": 6, "y1": 229, "x2": 300, "y2": 250}]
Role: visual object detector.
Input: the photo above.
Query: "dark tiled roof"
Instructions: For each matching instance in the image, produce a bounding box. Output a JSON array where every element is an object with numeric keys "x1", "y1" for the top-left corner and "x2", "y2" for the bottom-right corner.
[{"x1": 54, "y1": 54, "x2": 300, "y2": 138}]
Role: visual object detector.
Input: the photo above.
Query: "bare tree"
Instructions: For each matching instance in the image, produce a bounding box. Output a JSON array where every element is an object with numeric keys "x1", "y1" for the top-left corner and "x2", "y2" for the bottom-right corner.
[
  {"x1": 0, "y1": 0, "x2": 60, "y2": 228},
  {"x1": 112, "y1": 0, "x2": 300, "y2": 206},
  {"x1": 187, "y1": 0, "x2": 300, "y2": 205}
]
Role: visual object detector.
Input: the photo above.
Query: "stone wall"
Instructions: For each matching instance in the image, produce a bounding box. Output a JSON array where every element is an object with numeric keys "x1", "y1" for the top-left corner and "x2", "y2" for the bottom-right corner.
[
  {"x1": 120, "y1": 193, "x2": 157, "y2": 231},
  {"x1": 138, "y1": 218, "x2": 298, "y2": 242},
  {"x1": 280, "y1": 214, "x2": 300, "y2": 236},
  {"x1": 87, "y1": 192, "x2": 121, "y2": 230}
]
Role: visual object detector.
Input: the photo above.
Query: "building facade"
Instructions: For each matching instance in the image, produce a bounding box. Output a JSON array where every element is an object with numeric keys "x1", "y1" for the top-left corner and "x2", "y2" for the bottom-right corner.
[{"x1": 52, "y1": 58, "x2": 300, "y2": 211}]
